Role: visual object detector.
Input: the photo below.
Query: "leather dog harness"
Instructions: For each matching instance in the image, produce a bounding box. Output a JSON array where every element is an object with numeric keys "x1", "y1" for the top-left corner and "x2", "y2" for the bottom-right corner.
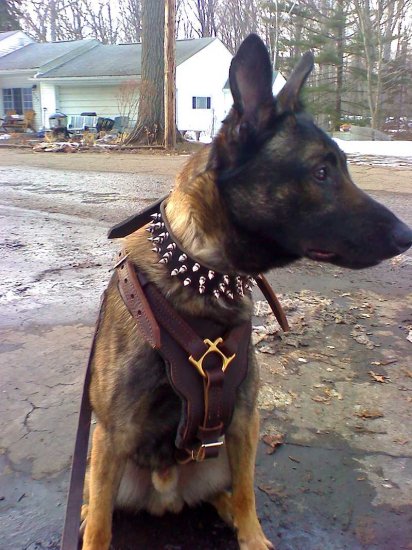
[{"x1": 116, "y1": 254, "x2": 252, "y2": 461}]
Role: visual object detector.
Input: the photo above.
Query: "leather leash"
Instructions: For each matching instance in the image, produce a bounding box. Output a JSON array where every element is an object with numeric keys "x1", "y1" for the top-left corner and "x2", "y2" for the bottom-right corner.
[{"x1": 61, "y1": 293, "x2": 106, "y2": 550}]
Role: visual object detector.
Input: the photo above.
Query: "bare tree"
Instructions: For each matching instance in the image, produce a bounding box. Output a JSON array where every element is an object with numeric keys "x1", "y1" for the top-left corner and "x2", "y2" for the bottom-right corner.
[
  {"x1": 116, "y1": 80, "x2": 141, "y2": 125},
  {"x1": 8, "y1": 0, "x2": 120, "y2": 43},
  {"x1": 184, "y1": 0, "x2": 219, "y2": 37},
  {"x1": 119, "y1": 0, "x2": 143, "y2": 43},
  {"x1": 353, "y1": 0, "x2": 411, "y2": 128},
  {"x1": 216, "y1": 0, "x2": 260, "y2": 53}
]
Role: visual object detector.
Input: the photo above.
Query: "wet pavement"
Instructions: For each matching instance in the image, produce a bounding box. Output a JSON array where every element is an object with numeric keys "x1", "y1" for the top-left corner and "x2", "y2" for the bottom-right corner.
[{"x1": 0, "y1": 153, "x2": 411, "y2": 550}]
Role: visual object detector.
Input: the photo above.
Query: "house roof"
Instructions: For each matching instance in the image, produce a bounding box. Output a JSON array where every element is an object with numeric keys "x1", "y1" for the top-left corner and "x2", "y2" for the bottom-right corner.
[
  {"x1": 0, "y1": 30, "x2": 20, "y2": 41},
  {"x1": 37, "y1": 37, "x2": 216, "y2": 79},
  {"x1": 0, "y1": 39, "x2": 96, "y2": 71}
]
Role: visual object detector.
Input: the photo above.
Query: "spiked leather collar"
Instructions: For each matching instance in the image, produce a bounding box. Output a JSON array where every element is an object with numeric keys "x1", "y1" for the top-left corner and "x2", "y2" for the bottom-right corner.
[{"x1": 146, "y1": 200, "x2": 255, "y2": 301}]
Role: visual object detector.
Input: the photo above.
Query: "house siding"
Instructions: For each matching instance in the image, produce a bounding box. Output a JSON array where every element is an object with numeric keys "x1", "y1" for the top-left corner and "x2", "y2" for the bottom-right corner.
[
  {"x1": 176, "y1": 39, "x2": 232, "y2": 135},
  {"x1": 57, "y1": 84, "x2": 122, "y2": 120}
]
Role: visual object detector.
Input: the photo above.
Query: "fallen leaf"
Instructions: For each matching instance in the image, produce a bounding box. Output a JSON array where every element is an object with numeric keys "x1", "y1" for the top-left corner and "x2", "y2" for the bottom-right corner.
[
  {"x1": 402, "y1": 369, "x2": 412, "y2": 378},
  {"x1": 262, "y1": 434, "x2": 285, "y2": 454},
  {"x1": 288, "y1": 455, "x2": 301, "y2": 463},
  {"x1": 368, "y1": 371, "x2": 390, "y2": 383},
  {"x1": 312, "y1": 395, "x2": 330, "y2": 403},
  {"x1": 355, "y1": 409, "x2": 384, "y2": 419},
  {"x1": 393, "y1": 438, "x2": 409, "y2": 445}
]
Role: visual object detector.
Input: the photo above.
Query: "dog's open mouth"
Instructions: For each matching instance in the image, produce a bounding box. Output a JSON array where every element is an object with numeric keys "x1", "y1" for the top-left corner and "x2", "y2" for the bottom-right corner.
[{"x1": 306, "y1": 249, "x2": 337, "y2": 262}]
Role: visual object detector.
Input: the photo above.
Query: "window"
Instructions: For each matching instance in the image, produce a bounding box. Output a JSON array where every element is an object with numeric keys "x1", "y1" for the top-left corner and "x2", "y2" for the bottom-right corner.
[
  {"x1": 3, "y1": 88, "x2": 13, "y2": 112},
  {"x1": 2, "y1": 87, "x2": 33, "y2": 114},
  {"x1": 22, "y1": 88, "x2": 33, "y2": 111},
  {"x1": 192, "y1": 96, "x2": 211, "y2": 109}
]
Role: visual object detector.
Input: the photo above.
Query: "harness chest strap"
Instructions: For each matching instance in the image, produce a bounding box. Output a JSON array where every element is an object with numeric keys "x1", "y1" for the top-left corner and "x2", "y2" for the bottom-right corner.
[{"x1": 117, "y1": 259, "x2": 251, "y2": 461}]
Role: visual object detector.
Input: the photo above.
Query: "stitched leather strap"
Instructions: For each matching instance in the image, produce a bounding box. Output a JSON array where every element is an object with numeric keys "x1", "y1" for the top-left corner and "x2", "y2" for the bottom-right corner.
[
  {"x1": 117, "y1": 258, "x2": 161, "y2": 349},
  {"x1": 256, "y1": 274, "x2": 290, "y2": 332},
  {"x1": 108, "y1": 195, "x2": 169, "y2": 239}
]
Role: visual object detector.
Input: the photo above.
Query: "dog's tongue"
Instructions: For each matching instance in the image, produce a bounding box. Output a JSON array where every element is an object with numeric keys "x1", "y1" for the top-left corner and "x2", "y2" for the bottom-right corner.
[{"x1": 307, "y1": 249, "x2": 336, "y2": 261}]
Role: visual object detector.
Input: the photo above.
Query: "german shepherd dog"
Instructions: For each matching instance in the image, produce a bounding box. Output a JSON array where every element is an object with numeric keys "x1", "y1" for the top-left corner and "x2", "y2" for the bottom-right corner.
[{"x1": 81, "y1": 35, "x2": 412, "y2": 549}]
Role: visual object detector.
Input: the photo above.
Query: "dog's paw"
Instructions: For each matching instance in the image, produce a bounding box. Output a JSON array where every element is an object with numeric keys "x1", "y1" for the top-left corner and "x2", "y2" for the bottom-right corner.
[{"x1": 239, "y1": 533, "x2": 274, "y2": 550}]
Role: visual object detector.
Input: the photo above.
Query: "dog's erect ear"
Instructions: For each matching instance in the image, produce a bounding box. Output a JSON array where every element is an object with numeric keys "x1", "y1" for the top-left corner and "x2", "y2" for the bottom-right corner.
[
  {"x1": 276, "y1": 51, "x2": 314, "y2": 114},
  {"x1": 229, "y1": 34, "x2": 273, "y2": 127}
]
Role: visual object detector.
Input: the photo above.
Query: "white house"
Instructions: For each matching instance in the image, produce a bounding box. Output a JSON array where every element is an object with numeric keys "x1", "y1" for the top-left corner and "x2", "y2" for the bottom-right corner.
[
  {"x1": 34, "y1": 37, "x2": 233, "y2": 135},
  {"x1": 0, "y1": 32, "x2": 285, "y2": 136}
]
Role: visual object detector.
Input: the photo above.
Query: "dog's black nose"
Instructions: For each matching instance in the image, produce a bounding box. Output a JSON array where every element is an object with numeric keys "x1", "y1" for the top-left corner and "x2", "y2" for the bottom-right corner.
[{"x1": 393, "y1": 222, "x2": 412, "y2": 253}]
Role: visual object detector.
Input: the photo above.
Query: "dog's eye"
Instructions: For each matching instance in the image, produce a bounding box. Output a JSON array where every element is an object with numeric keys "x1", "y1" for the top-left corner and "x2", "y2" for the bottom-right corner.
[{"x1": 314, "y1": 166, "x2": 328, "y2": 181}]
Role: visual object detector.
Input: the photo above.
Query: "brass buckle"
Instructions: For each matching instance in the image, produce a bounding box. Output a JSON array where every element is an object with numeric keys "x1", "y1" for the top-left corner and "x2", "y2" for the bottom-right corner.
[
  {"x1": 188, "y1": 338, "x2": 235, "y2": 378},
  {"x1": 191, "y1": 436, "x2": 225, "y2": 462}
]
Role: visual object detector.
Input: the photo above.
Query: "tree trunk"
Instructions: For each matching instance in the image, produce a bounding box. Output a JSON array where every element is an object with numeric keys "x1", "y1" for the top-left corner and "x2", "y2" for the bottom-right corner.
[
  {"x1": 126, "y1": 0, "x2": 165, "y2": 145},
  {"x1": 334, "y1": 0, "x2": 345, "y2": 131},
  {"x1": 164, "y1": 0, "x2": 176, "y2": 149}
]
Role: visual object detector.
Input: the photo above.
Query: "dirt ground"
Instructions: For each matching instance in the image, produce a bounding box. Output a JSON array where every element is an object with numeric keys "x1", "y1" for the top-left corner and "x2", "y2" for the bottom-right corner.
[{"x1": 0, "y1": 147, "x2": 411, "y2": 550}]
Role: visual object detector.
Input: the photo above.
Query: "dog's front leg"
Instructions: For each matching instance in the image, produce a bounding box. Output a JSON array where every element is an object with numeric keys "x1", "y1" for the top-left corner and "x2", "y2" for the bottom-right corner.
[
  {"x1": 82, "y1": 424, "x2": 125, "y2": 550},
  {"x1": 226, "y1": 408, "x2": 274, "y2": 550}
]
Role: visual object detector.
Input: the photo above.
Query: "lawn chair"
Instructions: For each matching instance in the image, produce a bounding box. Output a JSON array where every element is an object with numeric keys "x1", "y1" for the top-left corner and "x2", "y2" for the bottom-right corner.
[{"x1": 23, "y1": 110, "x2": 35, "y2": 131}]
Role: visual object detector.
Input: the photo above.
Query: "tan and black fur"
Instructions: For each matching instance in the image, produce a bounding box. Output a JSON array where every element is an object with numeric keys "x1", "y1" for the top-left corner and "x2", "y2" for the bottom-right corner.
[{"x1": 80, "y1": 35, "x2": 412, "y2": 550}]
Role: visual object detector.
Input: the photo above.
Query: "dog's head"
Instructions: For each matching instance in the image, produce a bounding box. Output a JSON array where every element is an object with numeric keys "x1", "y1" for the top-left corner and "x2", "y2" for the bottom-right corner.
[{"x1": 209, "y1": 34, "x2": 412, "y2": 273}]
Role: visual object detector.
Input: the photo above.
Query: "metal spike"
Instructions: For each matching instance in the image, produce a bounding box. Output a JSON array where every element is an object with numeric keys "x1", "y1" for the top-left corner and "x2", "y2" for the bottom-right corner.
[
  {"x1": 166, "y1": 243, "x2": 176, "y2": 250},
  {"x1": 226, "y1": 291, "x2": 234, "y2": 299},
  {"x1": 223, "y1": 275, "x2": 230, "y2": 284},
  {"x1": 179, "y1": 253, "x2": 187, "y2": 262},
  {"x1": 183, "y1": 278, "x2": 191, "y2": 286},
  {"x1": 219, "y1": 282, "x2": 226, "y2": 292},
  {"x1": 199, "y1": 286, "x2": 205, "y2": 295},
  {"x1": 158, "y1": 232, "x2": 168, "y2": 239},
  {"x1": 153, "y1": 236, "x2": 162, "y2": 243},
  {"x1": 162, "y1": 252, "x2": 172, "y2": 259},
  {"x1": 192, "y1": 263, "x2": 200, "y2": 272},
  {"x1": 179, "y1": 265, "x2": 187, "y2": 273},
  {"x1": 171, "y1": 268, "x2": 179, "y2": 276},
  {"x1": 151, "y1": 246, "x2": 161, "y2": 253},
  {"x1": 158, "y1": 257, "x2": 168, "y2": 264},
  {"x1": 150, "y1": 213, "x2": 161, "y2": 220},
  {"x1": 152, "y1": 222, "x2": 163, "y2": 230},
  {"x1": 146, "y1": 226, "x2": 154, "y2": 233},
  {"x1": 208, "y1": 270, "x2": 215, "y2": 280},
  {"x1": 147, "y1": 236, "x2": 154, "y2": 242},
  {"x1": 251, "y1": 278, "x2": 257, "y2": 286},
  {"x1": 213, "y1": 290, "x2": 220, "y2": 299},
  {"x1": 199, "y1": 276, "x2": 206, "y2": 285},
  {"x1": 245, "y1": 283, "x2": 252, "y2": 291}
]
